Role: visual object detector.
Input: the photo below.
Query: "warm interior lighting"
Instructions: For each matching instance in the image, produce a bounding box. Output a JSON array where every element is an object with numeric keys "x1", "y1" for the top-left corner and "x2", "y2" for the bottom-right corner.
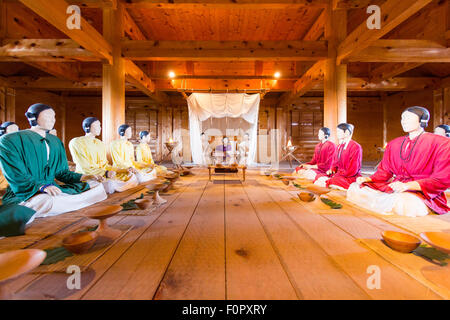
[
  {"x1": 287, "y1": 138, "x2": 292, "y2": 147},
  {"x1": 169, "y1": 137, "x2": 174, "y2": 143},
  {"x1": 274, "y1": 72, "x2": 281, "y2": 79},
  {"x1": 168, "y1": 71, "x2": 176, "y2": 78}
]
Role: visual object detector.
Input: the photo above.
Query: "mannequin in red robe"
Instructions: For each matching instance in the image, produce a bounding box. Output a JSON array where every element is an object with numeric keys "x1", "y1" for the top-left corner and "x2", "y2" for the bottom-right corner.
[
  {"x1": 293, "y1": 127, "x2": 336, "y2": 181},
  {"x1": 314, "y1": 123, "x2": 362, "y2": 190},
  {"x1": 348, "y1": 106, "x2": 450, "y2": 217}
]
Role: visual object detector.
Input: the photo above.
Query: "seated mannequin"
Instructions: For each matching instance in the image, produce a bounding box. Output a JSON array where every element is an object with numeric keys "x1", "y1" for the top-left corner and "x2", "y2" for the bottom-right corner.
[
  {"x1": 237, "y1": 133, "x2": 250, "y2": 166},
  {"x1": 434, "y1": 124, "x2": 450, "y2": 138},
  {"x1": 314, "y1": 123, "x2": 362, "y2": 190},
  {"x1": 348, "y1": 106, "x2": 450, "y2": 217},
  {"x1": 215, "y1": 137, "x2": 232, "y2": 165},
  {"x1": 0, "y1": 122, "x2": 19, "y2": 193},
  {"x1": 69, "y1": 117, "x2": 139, "y2": 195},
  {"x1": 110, "y1": 124, "x2": 157, "y2": 184},
  {"x1": 201, "y1": 133, "x2": 213, "y2": 166},
  {"x1": 135, "y1": 130, "x2": 168, "y2": 176},
  {"x1": 293, "y1": 127, "x2": 336, "y2": 181},
  {"x1": 0, "y1": 103, "x2": 107, "y2": 224}
]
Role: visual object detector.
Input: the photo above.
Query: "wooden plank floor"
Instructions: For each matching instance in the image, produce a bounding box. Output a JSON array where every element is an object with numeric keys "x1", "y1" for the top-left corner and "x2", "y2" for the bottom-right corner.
[{"x1": 5, "y1": 169, "x2": 449, "y2": 300}]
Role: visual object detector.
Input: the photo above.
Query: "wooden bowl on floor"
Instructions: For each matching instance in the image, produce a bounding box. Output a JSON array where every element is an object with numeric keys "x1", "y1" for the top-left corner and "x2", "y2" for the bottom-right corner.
[
  {"x1": 281, "y1": 176, "x2": 297, "y2": 181},
  {"x1": 62, "y1": 231, "x2": 98, "y2": 254},
  {"x1": 135, "y1": 199, "x2": 153, "y2": 210},
  {"x1": 420, "y1": 232, "x2": 450, "y2": 254},
  {"x1": 306, "y1": 185, "x2": 331, "y2": 196},
  {"x1": 182, "y1": 166, "x2": 193, "y2": 170},
  {"x1": 83, "y1": 205, "x2": 122, "y2": 220},
  {"x1": 145, "y1": 179, "x2": 167, "y2": 191},
  {"x1": 0, "y1": 249, "x2": 47, "y2": 283},
  {"x1": 298, "y1": 192, "x2": 315, "y2": 202},
  {"x1": 382, "y1": 231, "x2": 421, "y2": 253}
]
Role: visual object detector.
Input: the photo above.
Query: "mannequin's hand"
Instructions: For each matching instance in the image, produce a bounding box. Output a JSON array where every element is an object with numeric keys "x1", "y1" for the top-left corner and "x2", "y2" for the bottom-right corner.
[
  {"x1": 43, "y1": 185, "x2": 62, "y2": 196},
  {"x1": 106, "y1": 171, "x2": 116, "y2": 179},
  {"x1": 303, "y1": 164, "x2": 310, "y2": 170},
  {"x1": 357, "y1": 177, "x2": 371, "y2": 185},
  {"x1": 389, "y1": 181, "x2": 409, "y2": 193},
  {"x1": 81, "y1": 174, "x2": 104, "y2": 182}
]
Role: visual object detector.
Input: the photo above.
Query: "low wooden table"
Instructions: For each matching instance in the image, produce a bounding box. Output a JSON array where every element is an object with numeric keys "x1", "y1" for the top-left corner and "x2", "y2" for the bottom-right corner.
[{"x1": 208, "y1": 165, "x2": 247, "y2": 182}]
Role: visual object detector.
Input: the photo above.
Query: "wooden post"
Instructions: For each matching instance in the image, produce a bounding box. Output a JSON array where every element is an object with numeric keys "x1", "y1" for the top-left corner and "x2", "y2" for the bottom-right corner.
[
  {"x1": 381, "y1": 92, "x2": 388, "y2": 147},
  {"x1": 5, "y1": 88, "x2": 15, "y2": 123},
  {"x1": 433, "y1": 89, "x2": 444, "y2": 129},
  {"x1": 102, "y1": 2, "x2": 125, "y2": 145},
  {"x1": 444, "y1": 87, "x2": 450, "y2": 124},
  {"x1": 324, "y1": 6, "x2": 347, "y2": 143}
]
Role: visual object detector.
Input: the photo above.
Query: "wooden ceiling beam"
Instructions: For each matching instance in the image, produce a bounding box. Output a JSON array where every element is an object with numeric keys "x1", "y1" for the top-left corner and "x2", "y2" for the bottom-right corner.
[
  {"x1": 122, "y1": 0, "x2": 328, "y2": 9},
  {"x1": 349, "y1": 40, "x2": 450, "y2": 62},
  {"x1": 3, "y1": 75, "x2": 442, "y2": 92},
  {"x1": 0, "y1": 39, "x2": 99, "y2": 62},
  {"x1": 124, "y1": 59, "x2": 167, "y2": 102},
  {"x1": 277, "y1": 60, "x2": 325, "y2": 105},
  {"x1": 26, "y1": 61, "x2": 80, "y2": 81},
  {"x1": 122, "y1": 40, "x2": 328, "y2": 61},
  {"x1": 303, "y1": 9, "x2": 325, "y2": 41},
  {"x1": 66, "y1": 0, "x2": 117, "y2": 8},
  {"x1": 18, "y1": 0, "x2": 113, "y2": 63},
  {"x1": 337, "y1": 0, "x2": 433, "y2": 64},
  {"x1": 332, "y1": 0, "x2": 372, "y2": 9},
  {"x1": 370, "y1": 62, "x2": 423, "y2": 82},
  {"x1": 160, "y1": 78, "x2": 292, "y2": 91},
  {"x1": 123, "y1": 8, "x2": 147, "y2": 40}
]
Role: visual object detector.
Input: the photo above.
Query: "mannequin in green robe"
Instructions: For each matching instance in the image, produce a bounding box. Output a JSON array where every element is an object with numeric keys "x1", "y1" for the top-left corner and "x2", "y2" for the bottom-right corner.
[{"x1": 0, "y1": 103, "x2": 107, "y2": 224}]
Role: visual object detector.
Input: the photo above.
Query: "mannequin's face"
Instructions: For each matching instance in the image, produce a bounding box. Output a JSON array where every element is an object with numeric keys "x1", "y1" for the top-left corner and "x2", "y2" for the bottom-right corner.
[
  {"x1": 142, "y1": 134, "x2": 151, "y2": 144},
  {"x1": 36, "y1": 109, "x2": 56, "y2": 131},
  {"x1": 223, "y1": 137, "x2": 229, "y2": 144},
  {"x1": 434, "y1": 127, "x2": 446, "y2": 137},
  {"x1": 336, "y1": 128, "x2": 347, "y2": 141},
  {"x1": 244, "y1": 134, "x2": 249, "y2": 141},
  {"x1": 401, "y1": 111, "x2": 421, "y2": 133},
  {"x1": 318, "y1": 130, "x2": 325, "y2": 140},
  {"x1": 124, "y1": 127, "x2": 132, "y2": 139},
  {"x1": 6, "y1": 124, "x2": 19, "y2": 134},
  {"x1": 90, "y1": 120, "x2": 101, "y2": 136}
]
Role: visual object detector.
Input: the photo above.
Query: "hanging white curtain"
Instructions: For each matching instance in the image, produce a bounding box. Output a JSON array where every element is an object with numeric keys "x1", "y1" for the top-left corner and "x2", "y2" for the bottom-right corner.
[{"x1": 188, "y1": 93, "x2": 260, "y2": 166}]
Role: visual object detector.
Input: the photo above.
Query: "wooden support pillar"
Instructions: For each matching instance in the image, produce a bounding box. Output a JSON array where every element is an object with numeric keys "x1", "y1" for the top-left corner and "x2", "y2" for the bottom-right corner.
[
  {"x1": 102, "y1": 2, "x2": 125, "y2": 145},
  {"x1": 444, "y1": 87, "x2": 450, "y2": 124},
  {"x1": 0, "y1": 87, "x2": 15, "y2": 123},
  {"x1": 381, "y1": 92, "x2": 388, "y2": 147},
  {"x1": 324, "y1": 6, "x2": 347, "y2": 143},
  {"x1": 433, "y1": 88, "x2": 444, "y2": 128}
]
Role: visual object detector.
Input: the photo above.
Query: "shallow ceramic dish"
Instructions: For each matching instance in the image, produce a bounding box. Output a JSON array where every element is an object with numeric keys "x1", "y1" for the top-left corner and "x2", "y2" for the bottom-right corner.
[
  {"x1": 84, "y1": 205, "x2": 122, "y2": 220},
  {"x1": 0, "y1": 249, "x2": 47, "y2": 283},
  {"x1": 62, "y1": 231, "x2": 98, "y2": 254},
  {"x1": 420, "y1": 232, "x2": 450, "y2": 254},
  {"x1": 382, "y1": 230, "x2": 421, "y2": 253},
  {"x1": 298, "y1": 192, "x2": 315, "y2": 202},
  {"x1": 135, "y1": 199, "x2": 153, "y2": 210}
]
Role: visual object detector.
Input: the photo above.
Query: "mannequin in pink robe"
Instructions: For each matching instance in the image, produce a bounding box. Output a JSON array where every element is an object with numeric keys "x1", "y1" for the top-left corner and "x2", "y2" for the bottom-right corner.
[
  {"x1": 348, "y1": 106, "x2": 450, "y2": 217},
  {"x1": 315, "y1": 123, "x2": 362, "y2": 190},
  {"x1": 293, "y1": 127, "x2": 336, "y2": 180}
]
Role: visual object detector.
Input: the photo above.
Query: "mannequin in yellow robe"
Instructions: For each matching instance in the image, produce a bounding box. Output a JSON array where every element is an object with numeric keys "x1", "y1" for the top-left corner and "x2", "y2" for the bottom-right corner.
[
  {"x1": 110, "y1": 124, "x2": 157, "y2": 184},
  {"x1": 135, "y1": 130, "x2": 168, "y2": 176},
  {"x1": 69, "y1": 117, "x2": 139, "y2": 194}
]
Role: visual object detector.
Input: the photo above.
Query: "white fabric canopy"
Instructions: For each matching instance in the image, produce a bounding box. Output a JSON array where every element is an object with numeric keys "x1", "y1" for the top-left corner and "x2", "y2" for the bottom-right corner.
[{"x1": 188, "y1": 93, "x2": 260, "y2": 166}]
